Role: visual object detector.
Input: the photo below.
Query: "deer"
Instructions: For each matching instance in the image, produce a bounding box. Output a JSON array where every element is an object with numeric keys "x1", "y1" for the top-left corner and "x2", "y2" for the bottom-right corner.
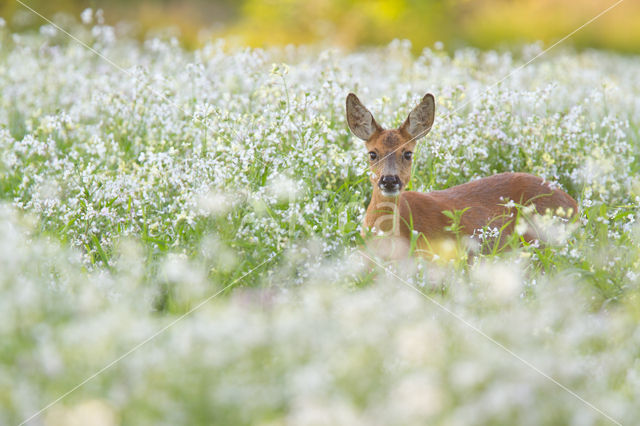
[{"x1": 346, "y1": 92, "x2": 578, "y2": 259}]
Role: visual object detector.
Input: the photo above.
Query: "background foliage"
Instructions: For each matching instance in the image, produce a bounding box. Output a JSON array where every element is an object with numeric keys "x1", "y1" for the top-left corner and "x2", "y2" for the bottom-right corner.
[{"x1": 1, "y1": 0, "x2": 640, "y2": 52}]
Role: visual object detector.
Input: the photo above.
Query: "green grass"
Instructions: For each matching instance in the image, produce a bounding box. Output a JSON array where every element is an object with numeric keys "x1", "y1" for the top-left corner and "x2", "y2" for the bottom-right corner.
[{"x1": 0, "y1": 19, "x2": 639, "y2": 425}]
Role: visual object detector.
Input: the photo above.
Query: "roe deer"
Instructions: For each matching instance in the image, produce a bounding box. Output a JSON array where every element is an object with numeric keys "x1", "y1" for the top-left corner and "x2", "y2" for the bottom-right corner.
[{"x1": 346, "y1": 92, "x2": 578, "y2": 258}]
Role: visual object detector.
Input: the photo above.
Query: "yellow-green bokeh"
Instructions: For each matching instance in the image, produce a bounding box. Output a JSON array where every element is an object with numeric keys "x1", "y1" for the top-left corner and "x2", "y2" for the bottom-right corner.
[{"x1": 1, "y1": 0, "x2": 639, "y2": 52}]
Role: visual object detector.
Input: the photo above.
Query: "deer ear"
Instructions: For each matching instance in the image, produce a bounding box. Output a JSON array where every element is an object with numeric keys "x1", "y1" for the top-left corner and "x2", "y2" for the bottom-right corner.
[
  {"x1": 401, "y1": 93, "x2": 435, "y2": 139},
  {"x1": 346, "y1": 93, "x2": 382, "y2": 141}
]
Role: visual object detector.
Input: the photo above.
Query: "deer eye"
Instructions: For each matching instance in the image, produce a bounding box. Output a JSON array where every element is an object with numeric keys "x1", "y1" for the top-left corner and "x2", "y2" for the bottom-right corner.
[
  {"x1": 369, "y1": 151, "x2": 377, "y2": 161},
  {"x1": 403, "y1": 151, "x2": 413, "y2": 161}
]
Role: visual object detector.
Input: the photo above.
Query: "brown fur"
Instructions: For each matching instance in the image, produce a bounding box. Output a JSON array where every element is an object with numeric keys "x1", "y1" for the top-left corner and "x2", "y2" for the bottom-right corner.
[{"x1": 347, "y1": 93, "x2": 578, "y2": 258}]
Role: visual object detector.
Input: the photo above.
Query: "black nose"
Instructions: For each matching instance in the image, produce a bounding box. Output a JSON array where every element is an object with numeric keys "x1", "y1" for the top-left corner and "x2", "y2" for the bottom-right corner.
[{"x1": 379, "y1": 175, "x2": 401, "y2": 191}]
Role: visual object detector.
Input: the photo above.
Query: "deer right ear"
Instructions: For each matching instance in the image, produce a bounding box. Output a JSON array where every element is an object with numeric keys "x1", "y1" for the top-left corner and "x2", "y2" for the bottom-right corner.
[
  {"x1": 401, "y1": 93, "x2": 435, "y2": 140},
  {"x1": 346, "y1": 93, "x2": 382, "y2": 141}
]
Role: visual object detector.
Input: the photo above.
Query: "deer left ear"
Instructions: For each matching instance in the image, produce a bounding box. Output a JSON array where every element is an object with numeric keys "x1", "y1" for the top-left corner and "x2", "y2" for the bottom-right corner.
[{"x1": 401, "y1": 93, "x2": 435, "y2": 139}]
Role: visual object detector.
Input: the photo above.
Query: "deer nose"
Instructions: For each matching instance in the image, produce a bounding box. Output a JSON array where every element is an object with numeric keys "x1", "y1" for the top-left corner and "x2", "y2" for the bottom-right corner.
[{"x1": 379, "y1": 175, "x2": 401, "y2": 191}]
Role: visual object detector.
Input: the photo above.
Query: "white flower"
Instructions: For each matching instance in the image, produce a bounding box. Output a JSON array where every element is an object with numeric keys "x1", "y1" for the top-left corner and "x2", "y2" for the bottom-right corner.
[{"x1": 81, "y1": 8, "x2": 93, "y2": 25}]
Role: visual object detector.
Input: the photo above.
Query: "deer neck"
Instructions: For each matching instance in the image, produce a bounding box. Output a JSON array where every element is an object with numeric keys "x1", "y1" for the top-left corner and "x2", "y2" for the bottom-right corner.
[{"x1": 365, "y1": 186, "x2": 402, "y2": 233}]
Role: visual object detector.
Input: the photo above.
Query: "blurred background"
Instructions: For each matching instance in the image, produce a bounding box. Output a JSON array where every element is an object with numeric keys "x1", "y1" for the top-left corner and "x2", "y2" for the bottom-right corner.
[{"x1": 0, "y1": 0, "x2": 639, "y2": 52}]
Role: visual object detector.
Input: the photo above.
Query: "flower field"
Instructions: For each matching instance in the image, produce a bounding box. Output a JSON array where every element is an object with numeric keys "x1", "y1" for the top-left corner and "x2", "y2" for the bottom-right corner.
[{"x1": 1, "y1": 14, "x2": 640, "y2": 425}]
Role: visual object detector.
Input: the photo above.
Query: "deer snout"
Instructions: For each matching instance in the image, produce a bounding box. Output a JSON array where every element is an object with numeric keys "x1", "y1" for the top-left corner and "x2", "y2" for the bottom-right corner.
[{"x1": 378, "y1": 175, "x2": 402, "y2": 195}]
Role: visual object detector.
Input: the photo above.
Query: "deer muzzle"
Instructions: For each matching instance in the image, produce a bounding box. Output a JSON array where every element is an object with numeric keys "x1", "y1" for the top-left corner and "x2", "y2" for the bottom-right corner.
[{"x1": 379, "y1": 175, "x2": 402, "y2": 196}]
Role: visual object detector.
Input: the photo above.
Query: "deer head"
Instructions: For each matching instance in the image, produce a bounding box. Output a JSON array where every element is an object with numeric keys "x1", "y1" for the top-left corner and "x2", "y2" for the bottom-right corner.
[{"x1": 346, "y1": 93, "x2": 435, "y2": 197}]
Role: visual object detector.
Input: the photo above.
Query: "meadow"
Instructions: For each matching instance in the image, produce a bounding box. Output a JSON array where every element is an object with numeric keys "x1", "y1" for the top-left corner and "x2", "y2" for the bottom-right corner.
[{"x1": 1, "y1": 12, "x2": 640, "y2": 425}]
